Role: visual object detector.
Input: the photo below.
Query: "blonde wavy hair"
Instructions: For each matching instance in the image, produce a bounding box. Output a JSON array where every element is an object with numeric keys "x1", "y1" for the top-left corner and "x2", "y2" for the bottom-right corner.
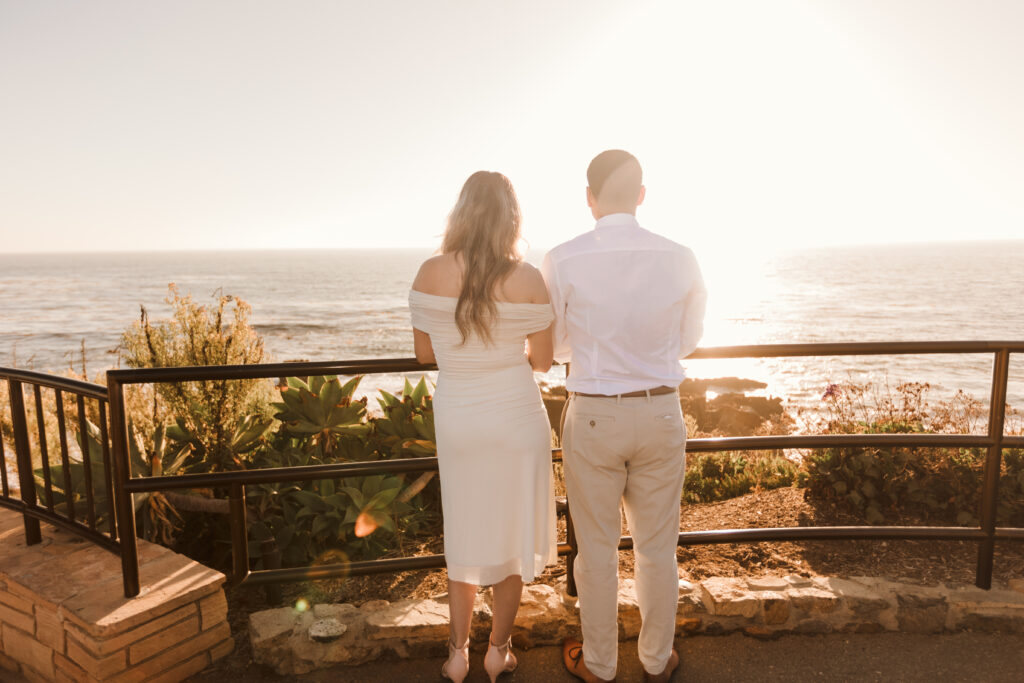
[{"x1": 441, "y1": 171, "x2": 522, "y2": 344}]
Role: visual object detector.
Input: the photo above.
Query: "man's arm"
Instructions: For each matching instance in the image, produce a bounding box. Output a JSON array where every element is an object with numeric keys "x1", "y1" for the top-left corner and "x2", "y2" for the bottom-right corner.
[
  {"x1": 540, "y1": 251, "x2": 572, "y2": 363},
  {"x1": 678, "y1": 250, "x2": 708, "y2": 359}
]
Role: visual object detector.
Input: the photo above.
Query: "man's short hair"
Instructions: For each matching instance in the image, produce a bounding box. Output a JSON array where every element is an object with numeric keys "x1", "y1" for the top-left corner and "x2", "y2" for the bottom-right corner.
[{"x1": 587, "y1": 150, "x2": 643, "y2": 204}]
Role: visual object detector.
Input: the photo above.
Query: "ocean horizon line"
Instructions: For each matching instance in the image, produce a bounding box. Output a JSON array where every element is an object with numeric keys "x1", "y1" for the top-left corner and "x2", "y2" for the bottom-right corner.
[{"x1": 3, "y1": 236, "x2": 1024, "y2": 258}]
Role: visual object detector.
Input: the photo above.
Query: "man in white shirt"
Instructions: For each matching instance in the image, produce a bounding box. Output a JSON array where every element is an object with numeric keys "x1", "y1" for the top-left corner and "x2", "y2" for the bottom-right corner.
[{"x1": 541, "y1": 150, "x2": 707, "y2": 683}]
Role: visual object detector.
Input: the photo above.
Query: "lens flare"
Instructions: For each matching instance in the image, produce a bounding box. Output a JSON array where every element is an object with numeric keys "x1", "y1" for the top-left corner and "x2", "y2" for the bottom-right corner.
[
  {"x1": 294, "y1": 598, "x2": 310, "y2": 613},
  {"x1": 355, "y1": 509, "x2": 381, "y2": 538}
]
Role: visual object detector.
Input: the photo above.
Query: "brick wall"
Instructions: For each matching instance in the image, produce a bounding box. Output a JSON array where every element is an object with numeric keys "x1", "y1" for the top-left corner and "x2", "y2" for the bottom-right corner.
[{"x1": 0, "y1": 511, "x2": 233, "y2": 682}]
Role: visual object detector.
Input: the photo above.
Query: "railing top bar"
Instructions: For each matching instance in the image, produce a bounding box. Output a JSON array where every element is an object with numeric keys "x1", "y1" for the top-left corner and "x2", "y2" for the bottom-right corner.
[
  {"x1": 123, "y1": 456, "x2": 441, "y2": 492},
  {"x1": 0, "y1": 367, "x2": 107, "y2": 400},
  {"x1": 686, "y1": 433, "x2": 995, "y2": 452},
  {"x1": 107, "y1": 358, "x2": 438, "y2": 384},
  {"x1": 102, "y1": 341, "x2": 1022, "y2": 385},
  {"x1": 687, "y1": 340, "x2": 1024, "y2": 360}
]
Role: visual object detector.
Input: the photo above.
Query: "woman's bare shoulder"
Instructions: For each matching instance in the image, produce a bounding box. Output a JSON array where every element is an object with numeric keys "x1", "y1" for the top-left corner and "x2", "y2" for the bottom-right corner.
[
  {"x1": 412, "y1": 254, "x2": 461, "y2": 297},
  {"x1": 500, "y1": 262, "x2": 550, "y2": 304}
]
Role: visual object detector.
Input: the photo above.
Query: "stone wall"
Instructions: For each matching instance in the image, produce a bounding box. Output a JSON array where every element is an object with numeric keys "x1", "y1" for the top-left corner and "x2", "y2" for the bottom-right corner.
[
  {"x1": 0, "y1": 510, "x2": 233, "y2": 682},
  {"x1": 249, "y1": 574, "x2": 1024, "y2": 676}
]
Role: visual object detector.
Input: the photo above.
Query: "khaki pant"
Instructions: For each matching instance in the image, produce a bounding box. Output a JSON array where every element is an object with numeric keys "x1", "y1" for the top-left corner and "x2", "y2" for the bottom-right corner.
[{"x1": 562, "y1": 392, "x2": 687, "y2": 680}]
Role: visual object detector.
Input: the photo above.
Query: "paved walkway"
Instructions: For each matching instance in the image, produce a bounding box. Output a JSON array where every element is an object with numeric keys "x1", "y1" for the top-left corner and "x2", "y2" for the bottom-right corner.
[{"x1": 189, "y1": 631, "x2": 1024, "y2": 682}]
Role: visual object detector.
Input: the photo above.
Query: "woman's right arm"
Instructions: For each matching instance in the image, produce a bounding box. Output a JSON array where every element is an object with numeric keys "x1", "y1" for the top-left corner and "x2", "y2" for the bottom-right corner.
[
  {"x1": 522, "y1": 264, "x2": 554, "y2": 372},
  {"x1": 526, "y1": 325, "x2": 553, "y2": 372},
  {"x1": 413, "y1": 327, "x2": 436, "y2": 365},
  {"x1": 411, "y1": 261, "x2": 437, "y2": 365}
]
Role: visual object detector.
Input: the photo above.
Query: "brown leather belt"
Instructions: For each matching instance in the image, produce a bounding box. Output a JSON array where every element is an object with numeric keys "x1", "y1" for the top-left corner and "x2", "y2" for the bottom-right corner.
[{"x1": 573, "y1": 385, "x2": 678, "y2": 399}]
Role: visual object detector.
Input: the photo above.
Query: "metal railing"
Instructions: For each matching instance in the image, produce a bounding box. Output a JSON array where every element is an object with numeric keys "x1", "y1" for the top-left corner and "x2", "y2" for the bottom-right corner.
[
  {"x1": 3, "y1": 341, "x2": 1022, "y2": 600},
  {"x1": 1, "y1": 368, "x2": 120, "y2": 555}
]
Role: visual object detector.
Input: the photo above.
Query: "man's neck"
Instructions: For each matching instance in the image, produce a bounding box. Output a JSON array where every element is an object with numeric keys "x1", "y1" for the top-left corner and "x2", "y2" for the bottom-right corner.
[{"x1": 592, "y1": 207, "x2": 637, "y2": 220}]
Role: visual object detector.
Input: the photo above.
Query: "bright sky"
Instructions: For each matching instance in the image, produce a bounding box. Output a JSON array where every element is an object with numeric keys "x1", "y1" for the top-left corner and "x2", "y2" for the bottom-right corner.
[{"x1": 1, "y1": 0, "x2": 1021, "y2": 255}]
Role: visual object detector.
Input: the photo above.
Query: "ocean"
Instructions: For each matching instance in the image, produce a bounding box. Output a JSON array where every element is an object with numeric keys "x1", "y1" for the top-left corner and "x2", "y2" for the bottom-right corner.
[{"x1": 1, "y1": 242, "x2": 1023, "y2": 411}]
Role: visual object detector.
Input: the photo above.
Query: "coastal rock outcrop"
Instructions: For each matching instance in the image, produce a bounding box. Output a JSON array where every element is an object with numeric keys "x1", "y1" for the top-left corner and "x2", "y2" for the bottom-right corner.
[{"x1": 541, "y1": 377, "x2": 791, "y2": 439}]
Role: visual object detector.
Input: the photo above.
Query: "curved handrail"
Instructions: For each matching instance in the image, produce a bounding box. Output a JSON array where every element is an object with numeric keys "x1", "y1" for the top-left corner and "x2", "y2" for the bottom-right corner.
[{"x1": 0, "y1": 366, "x2": 108, "y2": 400}]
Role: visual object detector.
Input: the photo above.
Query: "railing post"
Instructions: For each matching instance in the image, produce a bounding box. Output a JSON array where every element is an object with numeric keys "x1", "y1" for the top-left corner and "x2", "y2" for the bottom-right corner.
[
  {"x1": 976, "y1": 348, "x2": 1010, "y2": 589},
  {"x1": 229, "y1": 482, "x2": 249, "y2": 584},
  {"x1": 559, "y1": 363, "x2": 579, "y2": 598},
  {"x1": 107, "y1": 377, "x2": 141, "y2": 597},
  {"x1": 7, "y1": 380, "x2": 41, "y2": 545}
]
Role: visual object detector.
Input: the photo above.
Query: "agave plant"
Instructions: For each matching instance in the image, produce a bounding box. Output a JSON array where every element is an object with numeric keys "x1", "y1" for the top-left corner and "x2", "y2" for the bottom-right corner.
[
  {"x1": 272, "y1": 375, "x2": 370, "y2": 455},
  {"x1": 166, "y1": 413, "x2": 274, "y2": 472},
  {"x1": 375, "y1": 377, "x2": 436, "y2": 458}
]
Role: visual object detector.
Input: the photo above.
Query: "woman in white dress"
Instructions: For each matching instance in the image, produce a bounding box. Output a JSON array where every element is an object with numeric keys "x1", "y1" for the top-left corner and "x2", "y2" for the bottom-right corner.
[{"x1": 409, "y1": 171, "x2": 557, "y2": 683}]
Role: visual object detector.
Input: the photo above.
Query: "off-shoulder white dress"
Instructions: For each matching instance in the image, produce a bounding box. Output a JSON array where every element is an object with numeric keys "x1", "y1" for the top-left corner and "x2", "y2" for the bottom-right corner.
[{"x1": 409, "y1": 290, "x2": 557, "y2": 585}]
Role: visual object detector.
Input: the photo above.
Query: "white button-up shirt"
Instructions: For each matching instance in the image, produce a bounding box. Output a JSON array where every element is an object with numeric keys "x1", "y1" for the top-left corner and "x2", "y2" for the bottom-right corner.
[{"x1": 540, "y1": 213, "x2": 707, "y2": 395}]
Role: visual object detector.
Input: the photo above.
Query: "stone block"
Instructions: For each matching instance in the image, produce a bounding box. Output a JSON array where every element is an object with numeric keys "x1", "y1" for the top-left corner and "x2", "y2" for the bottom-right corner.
[
  {"x1": 950, "y1": 606, "x2": 1024, "y2": 633},
  {"x1": 35, "y1": 605, "x2": 64, "y2": 653},
  {"x1": 896, "y1": 591, "x2": 947, "y2": 634},
  {"x1": 54, "y1": 653, "x2": 89, "y2": 683},
  {"x1": 249, "y1": 607, "x2": 300, "y2": 647},
  {"x1": 784, "y1": 574, "x2": 813, "y2": 588},
  {"x1": 21, "y1": 664, "x2": 54, "y2": 683},
  {"x1": 0, "y1": 588, "x2": 35, "y2": 614},
  {"x1": 1009, "y1": 578, "x2": 1024, "y2": 594},
  {"x1": 0, "y1": 602, "x2": 35, "y2": 633},
  {"x1": 198, "y1": 591, "x2": 227, "y2": 631},
  {"x1": 66, "y1": 635, "x2": 127, "y2": 680},
  {"x1": 469, "y1": 593, "x2": 494, "y2": 643},
  {"x1": 946, "y1": 585, "x2": 1024, "y2": 633},
  {"x1": 747, "y1": 576, "x2": 789, "y2": 591},
  {"x1": 699, "y1": 578, "x2": 760, "y2": 618},
  {"x1": 312, "y1": 603, "x2": 360, "y2": 621},
  {"x1": 678, "y1": 579, "x2": 696, "y2": 594},
  {"x1": 65, "y1": 603, "x2": 198, "y2": 658},
  {"x1": 512, "y1": 584, "x2": 572, "y2": 645},
  {"x1": 788, "y1": 585, "x2": 840, "y2": 614},
  {"x1": 759, "y1": 591, "x2": 790, "y2": 625},
  {"x1": 677, "y1": 591, "x2": 707, "y2": 617},
  {"x1": 148, "y1": 652, "x2": 210, "y2": 683},
  {"x1": 617, "y1": 579, "x2": 642, "y2": 640},
  {"x1": 364, "y1": 599, "x2": 448, "y2": 642},
  {"x1": 818, "y1": 577, "x2": 893, "y2": 627},
  {"x1": 3, "y1": 623, "x2": 54, "y2": 679},
  {"x1": 0, "y1": 649, "x2": 21, "y2": 675},
  {"x1": 128, "y1": 614, "x2": 200, "y2": 664},
  {"x1": 792, "y1": 619, "x2": 833, "y2": 635},
  {"x1": 111, "y1": 620, "x2": 229, "y2": 683},
  {"x1": 210, "y1": 636, "x2": 235, "y2": 662},
  {"x1": 62, "y1": 552, "x2": 224, "y2": 638}
]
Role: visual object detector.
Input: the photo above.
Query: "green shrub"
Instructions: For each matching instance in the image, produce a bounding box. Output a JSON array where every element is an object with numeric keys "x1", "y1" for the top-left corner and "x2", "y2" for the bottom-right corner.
[
  {"x1": 684, "y1": 451, "x2": 799, "y2": 503},
  {"x1": 803, "y1": 382, "x2": 1024, "y2": 526},
  {"x1": 119, "y1": 284, "x2": 272, "y2": 472}
]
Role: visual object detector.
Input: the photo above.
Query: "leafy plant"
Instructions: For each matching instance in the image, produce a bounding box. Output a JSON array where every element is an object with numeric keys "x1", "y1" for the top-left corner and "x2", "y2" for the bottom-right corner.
[{"x1": 684, "y1": 451, "x2": 799, "y2": 503}]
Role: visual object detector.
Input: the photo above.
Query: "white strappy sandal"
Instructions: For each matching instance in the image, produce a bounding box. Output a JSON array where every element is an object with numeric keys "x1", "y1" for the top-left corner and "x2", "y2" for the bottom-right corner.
[
  {"x1": 440, "y1": 636, "x2": 470, "y2": 683},
  {"x1": 483, "y1": 634, "x2": 518, "y2": 683}
]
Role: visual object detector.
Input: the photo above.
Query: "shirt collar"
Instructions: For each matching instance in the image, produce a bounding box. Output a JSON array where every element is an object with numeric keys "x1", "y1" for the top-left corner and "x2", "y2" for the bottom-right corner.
[{"x1": 594, "y1": 213, "x2": 640, "y2": 231}]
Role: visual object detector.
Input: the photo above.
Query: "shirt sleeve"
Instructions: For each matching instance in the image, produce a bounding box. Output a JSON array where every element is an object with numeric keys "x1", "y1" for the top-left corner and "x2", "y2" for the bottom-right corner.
[
  {"x1": 540, "y1": 251, "x2": 572, "y2": 363},
  {"x1": 678, "y1": 250, "x2": 708, "y2": 359}
]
